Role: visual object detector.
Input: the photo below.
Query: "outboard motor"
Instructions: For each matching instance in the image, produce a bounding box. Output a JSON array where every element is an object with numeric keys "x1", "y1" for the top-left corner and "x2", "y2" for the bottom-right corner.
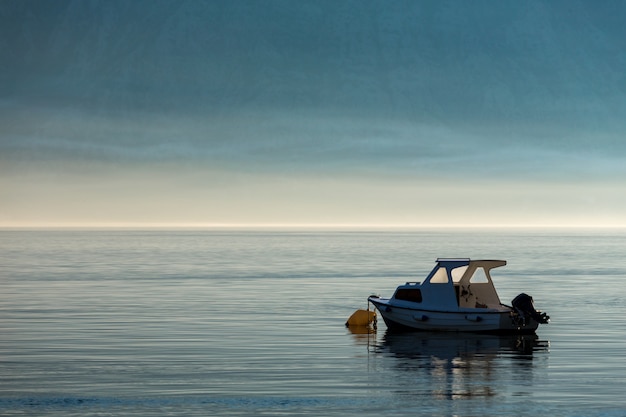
[{"x1": 512, "y1": 293, "x2": 550, "y2": 324}]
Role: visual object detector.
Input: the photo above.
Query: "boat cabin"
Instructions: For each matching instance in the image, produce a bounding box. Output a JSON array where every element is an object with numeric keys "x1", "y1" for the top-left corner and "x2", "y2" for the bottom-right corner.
[{"x1": 392, "y1": 258, "x2": 506, "y2": 310}]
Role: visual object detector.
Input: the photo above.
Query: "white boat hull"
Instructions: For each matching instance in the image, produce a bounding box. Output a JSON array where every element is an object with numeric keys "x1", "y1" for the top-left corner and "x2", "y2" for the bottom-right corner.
[{"x1": 368, "y1": 296, "x2": 539, "y2": 334}]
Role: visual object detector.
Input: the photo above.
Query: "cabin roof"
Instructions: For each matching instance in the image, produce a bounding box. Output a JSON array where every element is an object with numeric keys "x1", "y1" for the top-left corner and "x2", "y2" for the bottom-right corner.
[{"x1": 436, "y1": 258, "x2": 506, "y2": 268}]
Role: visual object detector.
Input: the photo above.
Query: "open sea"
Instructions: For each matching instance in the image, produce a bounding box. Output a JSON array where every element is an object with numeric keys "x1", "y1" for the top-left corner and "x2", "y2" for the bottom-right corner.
[{"x1": 1, "y1": 229, "x2": 625, "y2": 416}]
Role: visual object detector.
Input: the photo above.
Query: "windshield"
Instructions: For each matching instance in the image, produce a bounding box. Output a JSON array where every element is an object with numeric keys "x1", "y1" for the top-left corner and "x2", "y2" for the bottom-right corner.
[{"x1": 451, "y1": 265, "x2": 468, "y2": 283}]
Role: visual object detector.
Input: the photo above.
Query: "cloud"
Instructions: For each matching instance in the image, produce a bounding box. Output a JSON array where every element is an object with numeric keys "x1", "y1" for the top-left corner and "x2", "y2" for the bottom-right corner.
[
  {"x1": 3, "y1": 101, "x2": 625, "y2": 184},
  {"x1": 4, "y1": 1, "x2": 626, "y2": 121}
]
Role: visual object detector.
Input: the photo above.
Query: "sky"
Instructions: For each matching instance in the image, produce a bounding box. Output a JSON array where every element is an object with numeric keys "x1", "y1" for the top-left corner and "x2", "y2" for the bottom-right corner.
[{"x1": 2, "y1": 0, "x2": 626, "y2": 228}]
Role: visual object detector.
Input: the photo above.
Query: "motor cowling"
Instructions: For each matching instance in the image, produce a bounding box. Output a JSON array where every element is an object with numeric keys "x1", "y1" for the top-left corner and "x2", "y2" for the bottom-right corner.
[{"x1": 512, "y1": 293, "x2": 550, "y2": 324}]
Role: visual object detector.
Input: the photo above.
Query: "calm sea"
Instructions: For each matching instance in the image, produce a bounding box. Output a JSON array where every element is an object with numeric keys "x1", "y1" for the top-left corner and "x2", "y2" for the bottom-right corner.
[{"x1": 1, "y1": 229, "x2": 625, "y2": 416}]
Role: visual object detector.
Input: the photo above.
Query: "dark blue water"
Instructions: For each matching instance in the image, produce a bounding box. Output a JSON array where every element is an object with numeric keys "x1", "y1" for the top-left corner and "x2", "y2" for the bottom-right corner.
[{"x1": 1, "y1": 229, "x2": 625, "y2": 416}]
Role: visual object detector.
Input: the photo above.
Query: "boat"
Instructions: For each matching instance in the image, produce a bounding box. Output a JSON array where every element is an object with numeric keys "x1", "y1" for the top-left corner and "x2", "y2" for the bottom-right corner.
[{"x1": 367, "y1": 258, "x2": 549, "y2": 333}]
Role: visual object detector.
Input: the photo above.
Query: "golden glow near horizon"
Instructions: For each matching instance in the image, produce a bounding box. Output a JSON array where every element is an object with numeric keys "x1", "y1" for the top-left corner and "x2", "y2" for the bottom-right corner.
[{"x1": 2, "y1": 171, "x2": 625, "y2": 229}]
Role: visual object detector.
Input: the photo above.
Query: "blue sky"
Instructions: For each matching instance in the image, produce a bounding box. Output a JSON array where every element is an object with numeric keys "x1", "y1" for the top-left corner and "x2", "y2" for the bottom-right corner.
[{"x1": 2, "y1": 0, "x2": 626, "y2": 227}]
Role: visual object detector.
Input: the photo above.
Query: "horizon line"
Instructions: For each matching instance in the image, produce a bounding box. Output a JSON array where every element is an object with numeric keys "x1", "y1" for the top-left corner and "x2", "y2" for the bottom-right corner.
[{"x1": 2, "y1": 222, "x2": 626, "y2": 230}]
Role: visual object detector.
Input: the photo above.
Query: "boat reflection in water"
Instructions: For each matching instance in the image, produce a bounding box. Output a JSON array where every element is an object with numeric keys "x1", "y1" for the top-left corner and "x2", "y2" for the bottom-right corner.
[{"x1": 364, "y1": 331, "x2": 550, "y2": 400}]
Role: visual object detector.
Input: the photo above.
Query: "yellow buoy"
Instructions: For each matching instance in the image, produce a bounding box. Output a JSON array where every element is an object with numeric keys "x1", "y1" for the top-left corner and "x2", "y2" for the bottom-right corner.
[{"x1": 345, "y1": 309, "x2": 376, "y2": 327}]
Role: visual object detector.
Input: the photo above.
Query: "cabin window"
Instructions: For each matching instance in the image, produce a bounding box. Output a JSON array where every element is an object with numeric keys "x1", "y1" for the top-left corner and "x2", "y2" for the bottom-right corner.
[
  {"x1": 430, "y1": 267, "x2": 449, "y2": 283},
  {"x1": 469, "y1": 267, "x2": 489, "y2": 283},
  {"x1": 395, "y1": 288, "x2": 423, "y2": 302},
  {"x1": 451, "y1": 265, "x2": 468, "y2": 283}
]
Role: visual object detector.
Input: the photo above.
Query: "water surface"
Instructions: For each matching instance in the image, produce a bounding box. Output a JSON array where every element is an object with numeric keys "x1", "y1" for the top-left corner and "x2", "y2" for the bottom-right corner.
[{"x1": 1, "y1": 230, "x2": 625, "y2": 416}]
